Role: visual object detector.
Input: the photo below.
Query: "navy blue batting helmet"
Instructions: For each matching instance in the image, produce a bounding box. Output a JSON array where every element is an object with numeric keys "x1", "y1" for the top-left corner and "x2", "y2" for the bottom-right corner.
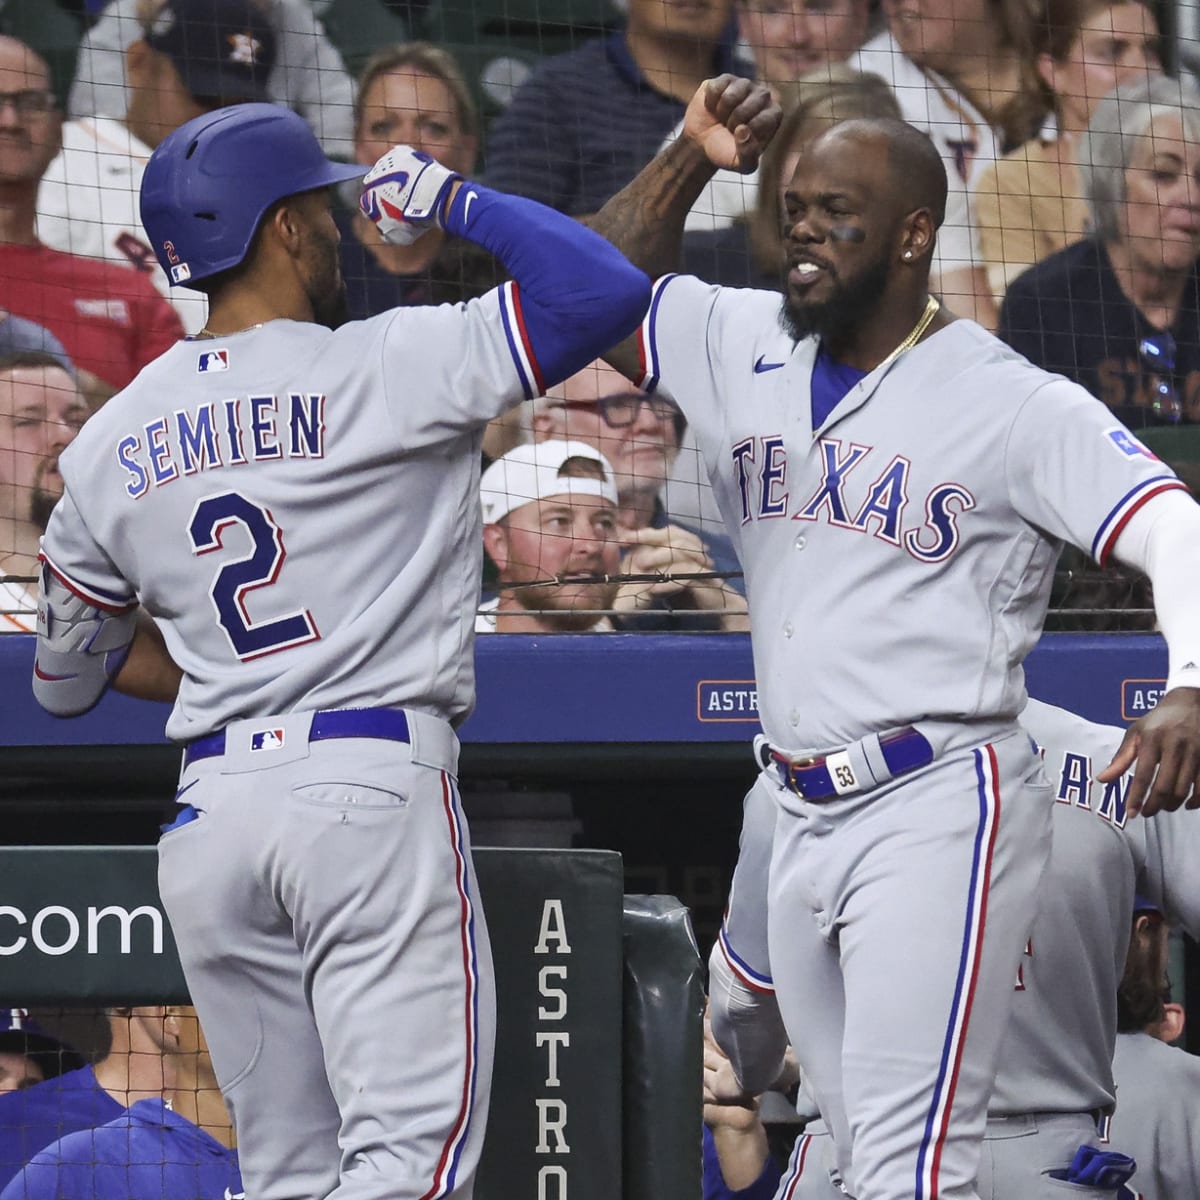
[{"x1": 140, "y1": 103, "x2": 365, "y2": 290}]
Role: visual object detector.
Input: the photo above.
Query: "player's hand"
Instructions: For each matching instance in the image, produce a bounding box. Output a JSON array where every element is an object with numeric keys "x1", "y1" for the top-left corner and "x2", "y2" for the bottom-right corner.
[
  {"x1": 682, "y1": 75, "x2": 781, "y2": 175},
  {"x1": 1098, "y1": 687, "x2": 1200, "y2": 817},
  {"x1": 359, "y1": 145, "x2": 462, "y2": 246}
]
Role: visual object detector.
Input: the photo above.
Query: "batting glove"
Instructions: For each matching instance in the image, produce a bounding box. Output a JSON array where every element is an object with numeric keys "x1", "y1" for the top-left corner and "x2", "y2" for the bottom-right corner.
[{"x1": 359, "y1": 146, "x2": 461, "y2": 246}]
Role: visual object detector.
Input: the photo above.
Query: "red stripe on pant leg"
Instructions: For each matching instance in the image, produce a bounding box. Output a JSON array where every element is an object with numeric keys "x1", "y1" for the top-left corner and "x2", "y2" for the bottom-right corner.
[
  {"x1": 926, "y1": 744, "x2": 1001, "y2": 1198},
  {"x1": 419, "y1": 773, "x2": 478, "y2": 1200}
]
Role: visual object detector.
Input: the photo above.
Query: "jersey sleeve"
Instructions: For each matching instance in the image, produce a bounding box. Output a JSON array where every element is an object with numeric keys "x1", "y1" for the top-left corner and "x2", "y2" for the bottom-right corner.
[
  {"x1": 637, "y1": 275, "x2": 782, "y2": 451},
  {"x1": 39, "y1": 486, "x2": 137, "y2": 613},
  {"x1": 1003, "y1": 378, "x2": 1189, "y2": 564},
  {"x1": 1141, "y1": 808, "x2": 1200, "y2": 940}
]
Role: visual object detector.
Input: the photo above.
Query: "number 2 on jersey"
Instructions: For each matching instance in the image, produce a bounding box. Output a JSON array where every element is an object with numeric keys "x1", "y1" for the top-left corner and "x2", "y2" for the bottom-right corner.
[{"x1": 188, "y1": 491, "x2": 319, "y2": 661}]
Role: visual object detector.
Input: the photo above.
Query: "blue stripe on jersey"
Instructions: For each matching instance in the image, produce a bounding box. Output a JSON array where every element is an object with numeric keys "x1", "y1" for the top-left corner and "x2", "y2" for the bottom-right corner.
[
  {"x1": 443, "y1": 184, "x2": 649, "y2": 390},
  {"x1": 1090, "y1": 475, "x2": 1187, "y2": 562},
  {"x1": 638, "y1": 274, "x2": 678, "y2": 393},
  {"x1": 718, "y1": 924, "x2": 774, "y2": 990}
]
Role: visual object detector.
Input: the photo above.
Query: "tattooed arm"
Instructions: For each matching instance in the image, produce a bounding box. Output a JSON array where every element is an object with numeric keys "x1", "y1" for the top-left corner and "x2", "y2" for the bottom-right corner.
[{"x1": 586, "y1": 75, "x2": 781, "y2": 380}]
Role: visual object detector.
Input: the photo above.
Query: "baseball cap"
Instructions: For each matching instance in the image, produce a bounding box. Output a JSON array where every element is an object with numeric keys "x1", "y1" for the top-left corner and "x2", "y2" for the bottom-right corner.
[
  {"x1": 0, "y1": 1009, "x2": 86, "y2": 1079},
  {"x1": 145, "y1": 0, "x2": 276, "y2": 104},
  {"x1": 480, "y1": 440, "x2": 619, "y2": 525},
  {"x1": 1132, "y1": 893, "x2": 1163, "y2": 918}
]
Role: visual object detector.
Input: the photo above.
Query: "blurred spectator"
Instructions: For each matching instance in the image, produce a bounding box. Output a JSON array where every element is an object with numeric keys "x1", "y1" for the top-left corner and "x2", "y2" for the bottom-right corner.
[
  {"x1": 0, "y1": 36, "x2": 184, "y2": 404},
  {"x1": 0, "y1": 351, "x2": 87, "y2": 633},
  {"x1": 36, "y1": 0, "x2": 279, "y2": 336},
  {"x1": 1109, "y1": 897, "x2": 1200, "y2": 1200},
  {"x1": 530, "y1": 359, "x2": 749, "y2": 630},
  {"x1": 682, "y1": 67, "x2": 901, "y2": 287},
  {"x1": 68, "y1": 0, "x2": 356, "y2": 157},
  {"x1": 849, "y1": 0, "x2": 1013, "y2": 318},
  {"x1": 0, "y1": 1007, "x2": 240, "y2": 1200},
  {"x1": 0, "y1": 1013, "x2": 85, "y2": 1095},
  {"x1": 339, "y1": 42, "x2": 504, "y2": 317},
  {"x1": 479, "y1": 439, "x2": 628, "y2": 633},
  {"x1": 0, "y1": 314, "x2": 72, "y2": 372},
  {"x1": 739, "y1": 0, "x2": 872, "y2": 95},
  {"x1": 972, "y1": 0, "x2": 1161, "y2": 316},
  {"x1": 484, "y1": 0, "x2": 743, "y2": 217},
  {"x1": 0, "y1": 1008, "x2": 188, "y2": 1191},
  {"x1": 999, "y1": 75, "x2": 1200, "y2": 428},
  {"x1": 672, "y1": 0, "x2": 873, "y2": 233}
]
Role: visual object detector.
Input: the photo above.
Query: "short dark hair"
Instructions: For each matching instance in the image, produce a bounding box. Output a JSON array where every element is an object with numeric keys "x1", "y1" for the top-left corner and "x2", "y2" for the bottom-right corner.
[{"x1": 1117, "y1": 914, "x2": 1168, "y2": 1032}]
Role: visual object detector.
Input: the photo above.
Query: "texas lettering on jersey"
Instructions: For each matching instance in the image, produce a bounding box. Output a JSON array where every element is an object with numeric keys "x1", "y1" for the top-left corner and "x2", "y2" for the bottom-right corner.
[
  {"x1": 116, "y1": 392, "x2": 327, "y2": 499},
  {"x1": 732, "y1": 434, "x2": 974, "y2": 563}
]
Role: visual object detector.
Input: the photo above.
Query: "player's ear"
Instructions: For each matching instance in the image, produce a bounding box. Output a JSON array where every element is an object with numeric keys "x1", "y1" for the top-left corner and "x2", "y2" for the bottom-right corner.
[
  {"x1": 482, "y1": 522, "x2": 510, "y2": 572},
  {"x1": 899, "y1": 209, "x2": 936, "y2": 263}
]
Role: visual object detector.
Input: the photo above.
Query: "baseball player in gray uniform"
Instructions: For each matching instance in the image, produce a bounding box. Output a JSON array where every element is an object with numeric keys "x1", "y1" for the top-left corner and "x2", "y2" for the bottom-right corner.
[
  {"x1": 588, "y1": 74, "x2": 1200, "y2": 1200},
  {"x1": 28, "y1": 103, "x2": 649, "y2": 1200},
  {"x1": 710, "y1": 699, "x2": 1200, "y2": 1199},
  {"x1": 1110, "y1": 899, "x2": 1200, "y2": 1200}
]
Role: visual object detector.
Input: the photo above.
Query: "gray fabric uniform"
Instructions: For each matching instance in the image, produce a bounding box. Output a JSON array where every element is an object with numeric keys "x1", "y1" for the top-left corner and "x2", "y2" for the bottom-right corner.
[
  {"x1": 1110, "y1": 1032, "x2": 1200, "y2": 1200},
  {"x1": 38, "y1": 293, "x2": 546, "y2": 1200},
  {"x1": 711, "y1": 700, "x2": 1200, "y2": 1199},
  {"x1": 644, "y1": 272, "x2": 1185, "y2": 1200}
]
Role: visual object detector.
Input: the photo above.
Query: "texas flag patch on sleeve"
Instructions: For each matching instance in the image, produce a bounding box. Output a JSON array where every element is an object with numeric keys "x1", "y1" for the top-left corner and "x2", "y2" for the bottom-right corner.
[{"x1": 1106, "y1": 428, "x2": 1158, "y2": 460}]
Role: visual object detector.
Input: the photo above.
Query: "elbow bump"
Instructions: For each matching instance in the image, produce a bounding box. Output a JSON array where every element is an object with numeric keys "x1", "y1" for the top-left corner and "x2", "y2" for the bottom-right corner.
[{"x1": 599, "y1": 268, "x2": 652, "y2": 345}]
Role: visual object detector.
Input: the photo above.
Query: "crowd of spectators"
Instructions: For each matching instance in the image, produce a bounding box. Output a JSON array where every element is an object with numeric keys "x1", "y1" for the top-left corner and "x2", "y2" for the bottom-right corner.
[{"x1": 0, "y1": 0, "x2": 1197, "y2": 634}]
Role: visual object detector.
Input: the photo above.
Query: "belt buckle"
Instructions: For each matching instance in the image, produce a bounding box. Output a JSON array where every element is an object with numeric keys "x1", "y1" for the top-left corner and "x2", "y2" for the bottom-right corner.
[{"x1": 776, "y1": 751, "x2": 819, "y2": 798}]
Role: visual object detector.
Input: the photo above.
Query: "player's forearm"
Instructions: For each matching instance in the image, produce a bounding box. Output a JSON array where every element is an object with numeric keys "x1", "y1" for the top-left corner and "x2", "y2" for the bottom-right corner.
[
  {"x1": 585, "y1": 136, "x2": 716, "y2": 280},
  {"x1": 440, "y1": 184, "x2": 650, "y2": 386},
  {"x1": 708, "y1": 952, "x2": 790, "y2": 1095},
  {"x1": 1111, "y1": 489, "x2": 1200, "y2": 691},
  {"x1": 113, "y1": 613, "x2": 182, "y2": 704}
]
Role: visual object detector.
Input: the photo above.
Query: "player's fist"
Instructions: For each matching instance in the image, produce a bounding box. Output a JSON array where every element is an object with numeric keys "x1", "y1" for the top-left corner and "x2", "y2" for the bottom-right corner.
[
  {"x1": 359, "y1": 146, "x2": 461, "y2": 246},
  {"x1": 683, "y1": 75, "x2": 780, "y2": 174}
]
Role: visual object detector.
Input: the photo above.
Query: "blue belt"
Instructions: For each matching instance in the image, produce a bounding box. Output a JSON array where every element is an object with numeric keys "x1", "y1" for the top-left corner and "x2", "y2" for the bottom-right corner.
[
  {"x1": 183, "y1": 707, "x2": 411, "y2": 769},
  {"x1": 765, "y1": 726, "x2": 933, "y2": 800}
]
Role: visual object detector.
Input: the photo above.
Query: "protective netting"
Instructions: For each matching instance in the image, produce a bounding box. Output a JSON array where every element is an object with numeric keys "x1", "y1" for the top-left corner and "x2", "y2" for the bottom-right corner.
[{"x1": 0, "y1": 0, "x2": 1194, "y2": 631}]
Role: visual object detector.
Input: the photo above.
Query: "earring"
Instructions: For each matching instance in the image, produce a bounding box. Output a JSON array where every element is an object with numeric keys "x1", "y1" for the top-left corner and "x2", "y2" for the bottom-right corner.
[{"x1": 904, "y1": 250, "x2": 913, "y2": 260}]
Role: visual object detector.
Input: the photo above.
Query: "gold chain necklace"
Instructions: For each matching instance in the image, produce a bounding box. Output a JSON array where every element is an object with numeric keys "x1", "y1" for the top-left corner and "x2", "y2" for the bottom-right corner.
[
  {"x1": 191, "y1": 322, "x2": 265, "y2": 341},
  {"x1": 876, "y1": 295, "x2": 940, "y2": 371}
]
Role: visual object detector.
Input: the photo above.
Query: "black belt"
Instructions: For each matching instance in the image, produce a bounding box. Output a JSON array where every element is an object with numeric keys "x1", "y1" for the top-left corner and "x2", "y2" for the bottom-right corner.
[{"x1": 183, "y1": 707, "x2": 411, "y2": 769}]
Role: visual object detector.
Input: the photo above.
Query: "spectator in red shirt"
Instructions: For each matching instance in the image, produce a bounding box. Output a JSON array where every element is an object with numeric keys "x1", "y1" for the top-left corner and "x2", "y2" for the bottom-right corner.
[{"x1": 0, "y1": 35, "x2": 183, "y2": 405}]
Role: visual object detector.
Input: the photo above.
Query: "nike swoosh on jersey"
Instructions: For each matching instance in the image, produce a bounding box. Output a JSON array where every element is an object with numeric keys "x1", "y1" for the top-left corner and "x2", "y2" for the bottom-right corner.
[
  {"x1": 753, "y1": 355, "x2": 786, "y2": 373},
  {"x1": 33, "y1": 660, "x2": 77, "y2": 682},
  {"x1": 463, "y1": 189, "x2": 478, "y2": 222}
]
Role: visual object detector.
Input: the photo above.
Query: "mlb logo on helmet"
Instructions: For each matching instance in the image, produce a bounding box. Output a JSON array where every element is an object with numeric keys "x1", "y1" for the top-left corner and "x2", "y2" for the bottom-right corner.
[
  {"x1": 250, "y1": 728, "x2": 286, "y2": 752},
  {"x1": 171, "y1": 262, "x2": 192, "y2": 283},
  {"x1": 197, "y1": 349, "x2": 229, "y2": 373}
]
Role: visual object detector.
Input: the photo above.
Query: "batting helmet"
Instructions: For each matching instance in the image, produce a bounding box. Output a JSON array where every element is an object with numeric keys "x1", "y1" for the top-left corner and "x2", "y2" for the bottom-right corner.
[{"x1": 140, "y1": 103, "x2": 365, "y2": 290}]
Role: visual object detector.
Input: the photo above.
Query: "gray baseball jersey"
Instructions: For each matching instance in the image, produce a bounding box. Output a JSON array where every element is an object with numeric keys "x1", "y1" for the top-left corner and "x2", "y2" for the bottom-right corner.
[
  {"x1": 1110, "y1": 1032, "x2": 1200, "y2": 1200},
  {"x1": 40, "y1": 294, "x2": 537, "y2": 743},
  {"x1": 639, "y1": 279, "x2": 1186, "y2": 757}
]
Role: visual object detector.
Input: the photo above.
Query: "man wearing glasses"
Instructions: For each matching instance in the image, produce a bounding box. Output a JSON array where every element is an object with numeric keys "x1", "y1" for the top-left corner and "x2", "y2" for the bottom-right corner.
[
  {"x1": 0, "y1": 36, "x2": 182, "y2": 403},
  {"x1": 529, "y1": 358, "x2": 749, "y2": 631}
]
